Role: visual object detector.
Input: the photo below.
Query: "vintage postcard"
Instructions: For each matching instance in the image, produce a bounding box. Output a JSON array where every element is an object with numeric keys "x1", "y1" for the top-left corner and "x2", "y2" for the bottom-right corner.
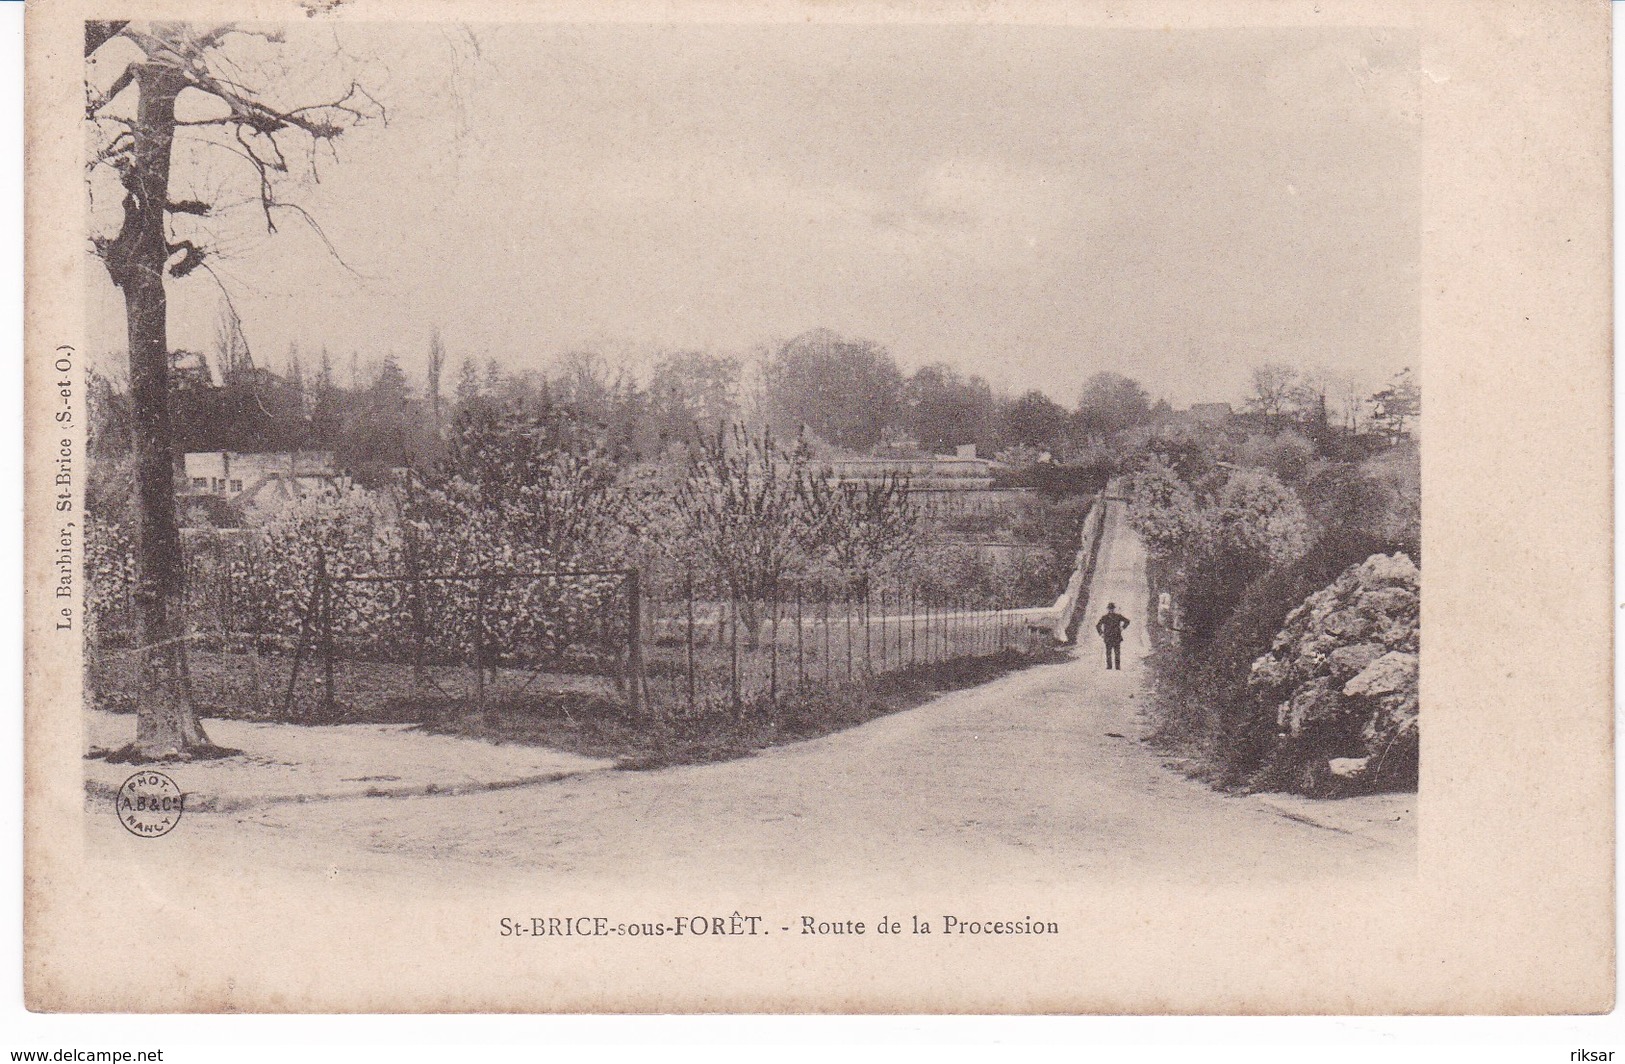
[{"x1": 22, "y1": 0, "x2": 1612, "y2": 1013}]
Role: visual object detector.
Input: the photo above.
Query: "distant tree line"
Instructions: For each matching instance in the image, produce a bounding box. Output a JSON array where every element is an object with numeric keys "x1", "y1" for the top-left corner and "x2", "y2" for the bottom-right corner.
[
  {"x1": 84, "y1": 326, "x2": 1123, "y2": 479},
  {"x1": 88, "y1": 310, "x2": 1421, "y2": 551},
  {"x1": 91, "y1": 315, "x2": 1417, "y2": 501}
]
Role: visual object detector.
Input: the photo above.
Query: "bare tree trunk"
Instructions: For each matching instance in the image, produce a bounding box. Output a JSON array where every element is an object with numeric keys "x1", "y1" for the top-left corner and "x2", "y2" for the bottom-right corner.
[
  {"x1": 736, "y1": 597, "x2": 762, "y2": 650},
  {"x1": 103, "y1": 62, "x2": 211, "y2": 758},
  {"x1": 428, "y1": 327, "x2": 445, "y2": 441}
]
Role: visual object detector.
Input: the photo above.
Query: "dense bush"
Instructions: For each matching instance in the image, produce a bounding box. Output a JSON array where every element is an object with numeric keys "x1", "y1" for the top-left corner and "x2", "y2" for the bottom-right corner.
[
  {"x1": 87, "y1": 423, "x2": 935, "y2": 672},
  {"x1": 1147, "y1": 528, "x2": 1410, "y2": 790},
  {"x1": 1129, "y1": 429, "x2": 1420, "y2": 796}
]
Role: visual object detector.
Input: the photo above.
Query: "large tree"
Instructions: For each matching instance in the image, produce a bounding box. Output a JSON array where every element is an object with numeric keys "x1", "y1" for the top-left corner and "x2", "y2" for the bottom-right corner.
[
  {"x1": 1246, "y1": 362, "x2": 1299, "y2": 428},
  {"x1": 645, "y1": 350, "x2": 742, "y2": 450},
  {"x1": 1074, "y1": 371, "x2": 1151, "y2": 442},
  {"x1": 87, "y1": 22, "x2": 380, "y2": 757},
  {"x1": 904, "y1": 363, "x2": 995, "y2": 454},
  {"x1": 763, "y1": 328, "x2": 903, "y2": 451},
  {"x1": 997, "y1": 389, "x2": 1070, "y2": 453}
]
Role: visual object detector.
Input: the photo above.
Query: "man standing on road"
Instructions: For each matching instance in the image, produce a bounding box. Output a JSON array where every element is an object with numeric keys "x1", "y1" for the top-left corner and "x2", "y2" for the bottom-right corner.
[{"x1": 1095, "y1": 603, "x2": 1130, "y2": 670}]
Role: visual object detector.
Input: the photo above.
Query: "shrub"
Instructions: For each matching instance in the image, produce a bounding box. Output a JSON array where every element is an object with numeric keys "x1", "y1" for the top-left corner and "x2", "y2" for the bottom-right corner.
[
  {"x1": 1127, "y1": 415, "x2": 1421, "y2": 797},
  {"x1": 1148, "y1": 528, "x2": 1412, "y2": 790},
  {"x1": 1233, "y1": 430, "x2": 1316, "y2": 484}
]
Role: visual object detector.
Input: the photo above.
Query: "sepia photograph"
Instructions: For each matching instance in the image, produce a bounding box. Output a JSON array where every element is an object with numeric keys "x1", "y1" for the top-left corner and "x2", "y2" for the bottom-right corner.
[
  {"x1": 20, "y1": 0, "x2": 1611, "y2": 1020},
  {"x1": 77, "y1": 17, "x2": 1419, "y2": 879}
]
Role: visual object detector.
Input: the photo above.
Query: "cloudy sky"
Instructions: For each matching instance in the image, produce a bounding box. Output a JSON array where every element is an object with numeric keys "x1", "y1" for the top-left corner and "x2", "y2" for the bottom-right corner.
[{"x1": 88, "y1": 22, "x2": 1420, "y2": 407}]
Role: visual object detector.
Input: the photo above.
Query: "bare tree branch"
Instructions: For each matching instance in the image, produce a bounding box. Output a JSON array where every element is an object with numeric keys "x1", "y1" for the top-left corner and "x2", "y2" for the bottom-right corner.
[
  {"x1": 86, "y1": 64, "x2": 137, "y2": 116},
  {"x1": 89, "y1": 129, "x2": 135, "y2": 167},
  {"x1": 85, "y1": 20, "x2": 130, "y2": 57},
  {"x1": 193, "y1": 25, "x2": 287, "y2": 51},
  {"x1": 195, "y1": 259, "x2": 252, "y2": 337},
  {"x1": 166, "y1": 239, "x2": 206, "y2": 277},
  {"x1": 269, "y1": 201, "x2": 362, "y2": 275},
  {"x1": 233, "y1": 124, "x2": 279, "y2": 230},
  {"x1": 111, "y1": 29, "x2": 376, "y2": 168}
]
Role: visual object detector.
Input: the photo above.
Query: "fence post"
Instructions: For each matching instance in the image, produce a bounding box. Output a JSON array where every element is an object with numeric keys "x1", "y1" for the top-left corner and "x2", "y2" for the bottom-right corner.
[
  {"x1": 822, "y1": 593, "x2": 831, "y2": 685},
  {"x1": 685, "y1": 571, "x2": 696, "y2": 715},
  {"x1": 768, "y1": 581, "x2": 778, "y2": 704},
  {"x1": 936, "y1": 594, "x2": 949, "y2": 662},
  {"x1": 923, "y1": 594, "x2": 931, "y2": 665},
  {"x1": 862, "y1": 582, "x2": 872, "y2": 675},
  {"x1": 220, "y1": 549, "x2": 252, "y2": 706},
  {"x1": 625, "y1": 569, "x2": 643, "y2": 714},
  {"x1": 878, "y1": 587, "x2": 887, "y2": 672},
  {"x1": 282, "y1": 555, "x2": 324, "y2": 720},
  {"x1": 318, "y1": 549, "x2": 336, "y2": 722},
  {"x1": 406, "y1": 530, "x2": 426, "y2": 695},
  {"x1": 844, "y1": 587, "x2": 853, "y2": 682},
  {"x1": 896, "y1": 588, "x2": 904, "y2": 668},
  {"x1": 910, "y1": 588, "x2": 917, "y2": 666},
  {"x1": 219, "y1": 548, "x2": 233, "y2": 652},
  {"x1": 730, "y1": 594, "x2": 741, "y2": 713},
  {"x1": 939, "y1": 596, "x2": 947, "y2": 663},
  {"x1": 473, "y1": 575, "x2": 486, "y2": 711},
  {"x1": 795, "y1": 585, "x2": 804, "y2": 691},
  {"x1": 936, "y1": 595, "x2": 943, "y2": 663}
]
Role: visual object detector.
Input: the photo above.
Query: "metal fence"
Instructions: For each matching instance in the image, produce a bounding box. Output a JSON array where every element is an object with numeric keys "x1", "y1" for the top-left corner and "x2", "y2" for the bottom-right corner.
[
  {"x1": 88, "y1": 566, "x2": 1055, "y2": 724},
  {"x1": 638, "y1": 577, "x2": 1055, "y2": 716},
  {"x1": 282, "y1": 564, "x2": 640, "y2": 721},
  {"x1": 86, "y1": 499, "x2": 1097, "y2": 723},
  {"x1": 87, "y1": 556, "x2": 641, "y2": 723}
]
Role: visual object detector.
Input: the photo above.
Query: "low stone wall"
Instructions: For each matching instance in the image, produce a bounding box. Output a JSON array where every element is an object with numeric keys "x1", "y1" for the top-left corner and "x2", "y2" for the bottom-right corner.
[{"x1": 1049, "y1": 492, "x2": 1109, "y2": 644}]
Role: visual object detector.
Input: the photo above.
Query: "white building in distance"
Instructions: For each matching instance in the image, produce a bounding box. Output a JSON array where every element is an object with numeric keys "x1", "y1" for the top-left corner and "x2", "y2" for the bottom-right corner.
[{"x1": 180, "y1": 451, "x2": 350, "y2": 510}]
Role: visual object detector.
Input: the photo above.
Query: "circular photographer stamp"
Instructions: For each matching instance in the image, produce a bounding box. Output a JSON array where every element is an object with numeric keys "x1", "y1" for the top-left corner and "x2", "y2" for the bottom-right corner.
[{"x1": 116, "y1": 771, "x2": 184, "y2": 838}]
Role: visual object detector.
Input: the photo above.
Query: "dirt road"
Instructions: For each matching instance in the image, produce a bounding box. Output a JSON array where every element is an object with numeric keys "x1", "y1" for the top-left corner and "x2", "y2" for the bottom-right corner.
[{"x1": 94, "y1": 500, "x2": 1414, "y2": 886}]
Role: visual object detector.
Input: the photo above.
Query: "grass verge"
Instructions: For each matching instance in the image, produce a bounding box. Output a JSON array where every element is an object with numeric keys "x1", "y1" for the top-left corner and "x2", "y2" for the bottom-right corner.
[{"x1": 413, "y1": 647, "x2": 1067, "y2": 770}]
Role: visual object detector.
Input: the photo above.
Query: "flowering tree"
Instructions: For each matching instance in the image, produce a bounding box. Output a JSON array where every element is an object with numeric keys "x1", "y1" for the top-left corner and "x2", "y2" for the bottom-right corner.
[
  {"x1": 671, "y1": 427, "x2": 821, "y2": 643},
  {"x1": 414, "y1": 402, "x2": 628, "y2": 575},
  {"x1": 804, "y1": 472, "x2": 919, "y2": 594},
  {"x1": 1127, "y1": 458, "x2": 1206, "y2": 564},
  {"x1": 395, "y1": 405, "x2": 633, "y2": 667},
  {"x1": 1129, "y1": 459, "x2": 1311, "y2": 642},
  {"x1": 1208, "y1": 469, "x2": 1311, "y2": 567}
]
